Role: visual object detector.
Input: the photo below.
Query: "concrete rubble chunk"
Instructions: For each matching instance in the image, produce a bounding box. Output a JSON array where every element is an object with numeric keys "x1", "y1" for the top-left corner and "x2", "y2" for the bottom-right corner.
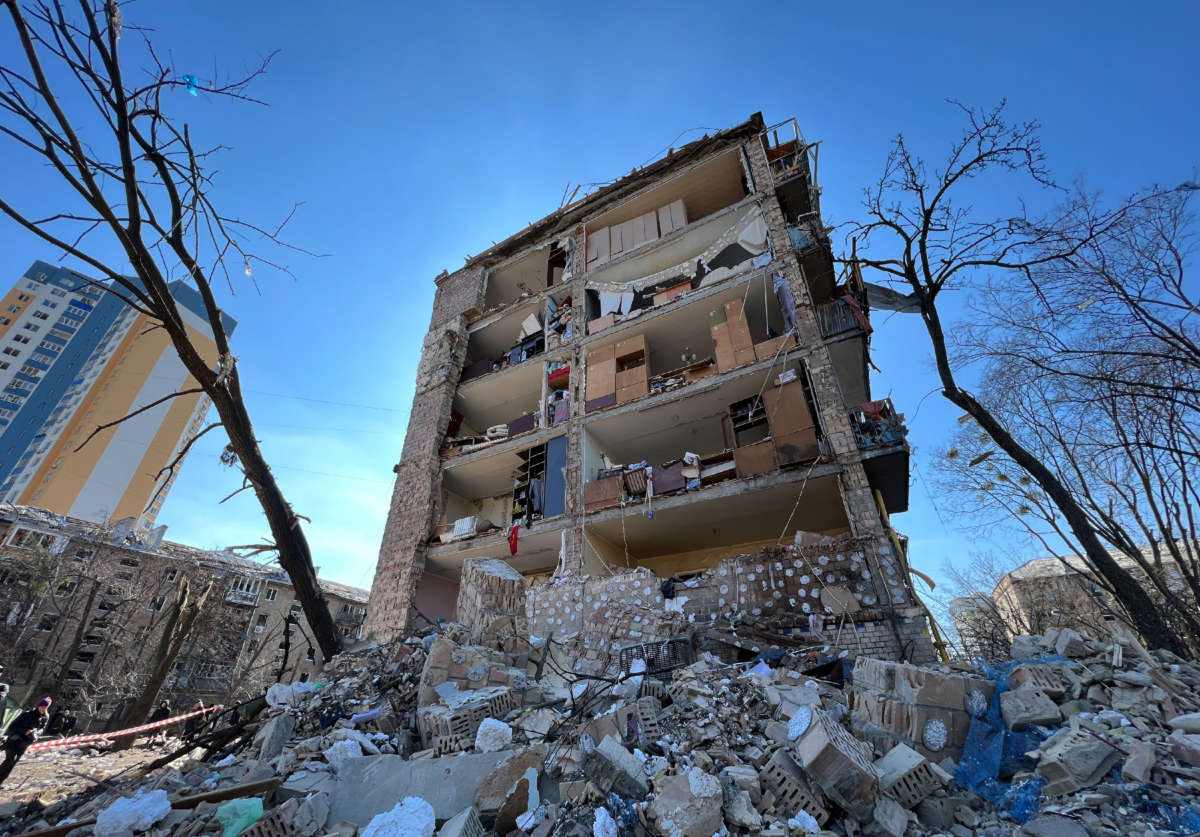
[
  {"x1": 473, "y1": 744, "x2": 547, "y2": 821},
  {"x1": 255, "y1": 712, "x2": 296, "y2": 761},
  {"x1": 649, "y1": 768, "x2": 723, "y2": 837},
  {"x1": 1037, "y1": 728, "x2": 1121, "y2": 795},
  {"x1": 1121, "y1": 740, "x2": 1157, "y2": 783},
  {"x1": 1054, "y1": 629, "x2": 1090, "y2": 658},
  {"x1": 870, "y1": 795, "x2": 909, "y2": 837},
  {"x1": 474, "y1": 717, "x2": 513, "y2": 753},
  {"x1": 1011, "y1": 635, "x2": 1041, "y2": 659},
  {"x1": 582, "y1": 735, "x2": 648, "y2": 798},
  {"x1": 94, "y1": 789, "x2": 171, "y2": 837},
  {"x1": 915, "y1": 795, "x2": 967, "y2": 830},
  {"x1": 1000, "y1": 688, "x2": 1063, "y2": 731},
  {"x1": 1017, "y1": 813, "x2": 1090, "y2": 837},
  {"x1": 1167, "y1": 711, "x2": 1200, "y2": 733},
  {"x1": 361, "y1": 796, "x2": 436, "y2": 837},
  {"x1": 1169, "y1": 729, "x2": 1200, "y2": 767}
]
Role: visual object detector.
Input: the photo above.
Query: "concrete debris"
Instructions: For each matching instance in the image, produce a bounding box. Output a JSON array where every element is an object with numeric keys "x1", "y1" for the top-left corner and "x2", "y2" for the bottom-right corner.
[
  {"x1": 4, "y1": 625, "x2": 1200, "y2": 837},
  {"x1": 474, "y1": 718, "x2": 513, "y2": 753},
  {"x1": 94, "y1": 789, "x2": 171, "y2": 837}
]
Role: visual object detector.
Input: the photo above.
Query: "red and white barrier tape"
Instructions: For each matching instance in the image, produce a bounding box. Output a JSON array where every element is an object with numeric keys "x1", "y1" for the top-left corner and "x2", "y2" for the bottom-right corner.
[{"x1": 24, "y1": 704, "x2": 223, "y2": 753}]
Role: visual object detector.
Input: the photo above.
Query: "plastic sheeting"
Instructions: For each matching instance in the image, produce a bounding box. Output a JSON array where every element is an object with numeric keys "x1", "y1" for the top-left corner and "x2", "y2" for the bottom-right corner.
[{"x1": 955, "y1": 656, "x2": 1065, "y2": 822}]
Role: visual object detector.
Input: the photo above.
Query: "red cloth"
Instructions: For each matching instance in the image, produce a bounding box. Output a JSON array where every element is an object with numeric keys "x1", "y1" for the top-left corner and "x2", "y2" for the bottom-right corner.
[{"x1": 508, "y1": 524, "x2": 519, "y2": 556}]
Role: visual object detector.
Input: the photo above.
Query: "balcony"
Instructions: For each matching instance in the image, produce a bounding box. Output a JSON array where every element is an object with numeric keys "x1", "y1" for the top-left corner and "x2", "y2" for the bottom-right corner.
[
  {"x1": 225, "y1": 588, "x2": 260, "y2": 607},
  {"x1": 336, "y1": 609, "x2": 365, "y2": 626},
  {"x1": 816, "y1": 293, "x2": 869, "y2": 340},
  {"x1": 852, "y1": 398, "x2": 910, "y2": 514},
  {"x1": 852, "y1": 399, "x2": 907, "y2": 451}
]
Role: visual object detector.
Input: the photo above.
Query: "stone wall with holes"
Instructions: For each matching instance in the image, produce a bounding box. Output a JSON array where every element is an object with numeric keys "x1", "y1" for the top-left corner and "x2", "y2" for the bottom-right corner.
[{"x1": 525, "y1": 541, "x2": 934, "y2": 673}]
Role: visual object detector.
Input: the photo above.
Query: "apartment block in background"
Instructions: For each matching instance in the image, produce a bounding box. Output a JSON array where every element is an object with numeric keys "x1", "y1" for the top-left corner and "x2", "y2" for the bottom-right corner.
[
  {"x1": 0, "y1": 261, "x2": 235, "y2": 531},
  {"x1": 366, "y1": 113, "x2": 931, "y2": 662},
  {"x1": 0, "y1": 504, "x2": 367, "y2": 732}
]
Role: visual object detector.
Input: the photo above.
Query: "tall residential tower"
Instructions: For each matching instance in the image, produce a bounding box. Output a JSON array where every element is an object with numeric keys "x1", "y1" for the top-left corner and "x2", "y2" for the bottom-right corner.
[
  {"x1": 366, "y1": 114, "x2": 931, "y2": 661},
  {"x1": 0, "y1": 261, "x2": 235, "y2": 530}
]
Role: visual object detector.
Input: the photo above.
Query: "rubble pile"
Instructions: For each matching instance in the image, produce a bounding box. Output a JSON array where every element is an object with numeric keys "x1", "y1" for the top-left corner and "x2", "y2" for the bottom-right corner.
[{"x1": 4, "y1": 624, "x2": 1200, "y2": 837}]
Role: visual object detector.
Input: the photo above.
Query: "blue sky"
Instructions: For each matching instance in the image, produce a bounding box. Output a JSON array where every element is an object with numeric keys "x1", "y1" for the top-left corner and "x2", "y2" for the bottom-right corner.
[{"x1": 1, "y1": 1, "x2": 1196, "y2": 597}]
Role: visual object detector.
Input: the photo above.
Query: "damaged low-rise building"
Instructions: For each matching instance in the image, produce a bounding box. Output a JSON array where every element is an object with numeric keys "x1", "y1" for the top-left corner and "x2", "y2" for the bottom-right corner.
[
  {"x1": 0, "y1": 504, "x2": 367, "y2": 731},
  {"x1": 366, "y1": 112, "x2": 936, "y2": 665}
]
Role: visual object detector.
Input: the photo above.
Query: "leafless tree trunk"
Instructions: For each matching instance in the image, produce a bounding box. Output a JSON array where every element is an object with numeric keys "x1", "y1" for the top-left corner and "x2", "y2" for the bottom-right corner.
[
  {"x1": 847, "y1": 101, "x2": 1193, "y2": 657},
  {"x1": 0, "y1": 0, "x2": 342, "y2": 658},
  {"x1": 115, "y1": 576, "x2": 211, "y2": 748},
  {"x1": 48, "y1": 578, "x2": 99, "y2": 701}
]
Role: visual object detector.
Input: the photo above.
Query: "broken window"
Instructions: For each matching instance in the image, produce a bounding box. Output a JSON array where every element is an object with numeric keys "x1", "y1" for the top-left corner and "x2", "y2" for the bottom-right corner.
[
  {"x1": 75, "y1": 651, "x2": 96, "y2": 664},
  {"x1": 119, "y1": 557, "x2": 140, "y2": 568},
  {"x1": 255, "y1": 614, "x2": 268, "y2": 632},
  {"x1": 56, "y1": 579, "x2": 77, "y2": 596},
  {"x1": 72, "y1": 548, "x2": 93, "y2": 562},
  {"x1": 36, "y1": 614, "x2": 57, "y2": 631},
  {"x1": 164, "y1": 568, "x2": 178, "y2": 582},
  {"x1": 148, "y1": 595, "x2": 165, "y2": 612}
]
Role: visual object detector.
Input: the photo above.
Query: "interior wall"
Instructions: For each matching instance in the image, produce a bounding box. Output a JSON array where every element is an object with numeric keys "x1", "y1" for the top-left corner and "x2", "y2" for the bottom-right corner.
[
  {"x1": 442, "y1": 489, "x2": 474, "y2": 524},
  {"x1": 411, "y1": 572, "x2": 459, "y2": 626},
  {"x1": 581, "y1": 428, "x2": 604, "y2": 484},
  {"x1": 583, "y1": 529, "x2": 633, "y2": 574},
  {"x1": 633, "y1": 526, "x2": 852, "y2": 577}
]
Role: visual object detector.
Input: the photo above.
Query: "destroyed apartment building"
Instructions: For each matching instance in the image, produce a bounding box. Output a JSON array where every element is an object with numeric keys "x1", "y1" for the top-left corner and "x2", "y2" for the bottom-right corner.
[
  {"x1": 366, "y1": 112, "x2": 934, "y2": 665},
  {"x1": 0, "y1": 504, "x2": 368, "y2": 731}
]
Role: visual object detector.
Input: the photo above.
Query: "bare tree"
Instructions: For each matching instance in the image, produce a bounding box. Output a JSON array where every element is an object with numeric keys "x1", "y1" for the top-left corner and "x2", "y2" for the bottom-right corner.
[
  {"x1": 846, "y1": 101, "x2": 1194, "y2": 656},
  {"x1": 0, "y1": 0, "x2": 341, "y2": 657},
  {"x1": 929, "y1": 190, "x2": 1200, "y2": 652}
]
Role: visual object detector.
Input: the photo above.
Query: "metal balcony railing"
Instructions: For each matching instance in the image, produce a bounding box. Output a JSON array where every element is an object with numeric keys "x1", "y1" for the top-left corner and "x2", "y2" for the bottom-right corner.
[
  {"x1": 816, "y1": 289, "x2": 871, "y2": 339},
  {"x1": 851, "y1": 399, "x2": 908, "y2": 450}
]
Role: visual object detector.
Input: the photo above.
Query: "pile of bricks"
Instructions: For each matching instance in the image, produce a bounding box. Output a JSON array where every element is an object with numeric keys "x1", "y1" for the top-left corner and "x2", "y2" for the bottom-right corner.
[
  {"x1": 417, "y1": 637, "x2": 536, "y2": 707},
  {"x1": 849, "y1": 657, "x2": 994, "y2": 761},
  {"x1": 417, "y1": 686, "x2": 519, "y2": 753},
  {"x1": 455, "y1": 557, "x2": 529, "y2": 651},
  {"x1": 759, "y1": 748, "x2": 830, "y2": 826}
]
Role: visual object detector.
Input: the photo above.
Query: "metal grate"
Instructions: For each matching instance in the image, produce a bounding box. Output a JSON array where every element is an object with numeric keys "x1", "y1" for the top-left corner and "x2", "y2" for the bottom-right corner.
[{"x1": 619, "y1": 637, "x2": 693, "y2": 680}]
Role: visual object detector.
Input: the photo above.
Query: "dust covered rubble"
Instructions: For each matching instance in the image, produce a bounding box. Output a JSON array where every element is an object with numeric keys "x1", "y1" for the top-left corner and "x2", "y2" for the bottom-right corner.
[{"x1": 4, "y1": 625, "x2": 1200, "y2": 837}]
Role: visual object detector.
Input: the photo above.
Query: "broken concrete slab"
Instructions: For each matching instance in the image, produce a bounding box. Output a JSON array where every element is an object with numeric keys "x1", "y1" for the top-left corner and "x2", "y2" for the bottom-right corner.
[
  {"x1": 254, "y1": 713, "x2": 296, "y2": 762},
  {"x1": 325, "y1": 752, "x2": 507, "y2": 825}
]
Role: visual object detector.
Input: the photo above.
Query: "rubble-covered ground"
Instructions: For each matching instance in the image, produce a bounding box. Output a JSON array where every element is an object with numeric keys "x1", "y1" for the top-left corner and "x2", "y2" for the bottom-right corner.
[{"x1": 3, "y1": 624, "x2": 1200, "y2": 837}]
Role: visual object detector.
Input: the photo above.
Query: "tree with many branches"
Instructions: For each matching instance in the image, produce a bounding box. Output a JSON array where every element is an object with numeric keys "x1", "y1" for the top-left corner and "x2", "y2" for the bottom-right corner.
[
  {"x1": 846, "y1": 100, "x2": 1196, "y2": 657},
  {"x1": 0, "y1": 0, "x2": 342, "y2": 658}
]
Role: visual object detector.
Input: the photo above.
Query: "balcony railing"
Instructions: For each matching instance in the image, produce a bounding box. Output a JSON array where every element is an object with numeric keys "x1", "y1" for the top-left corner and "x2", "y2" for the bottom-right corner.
[
  {"x1": 851, "y1": 399, "x2": 907, "y2": 450},
  {"x1": 816, "y1": 292, "x2": 870, "y2": 339},
  {"x1": 225, "y1": 588, "x2": 260, "y2": 606},
  {"x1": 335, "y1": 610, "x2": 366, "y2": 626}
]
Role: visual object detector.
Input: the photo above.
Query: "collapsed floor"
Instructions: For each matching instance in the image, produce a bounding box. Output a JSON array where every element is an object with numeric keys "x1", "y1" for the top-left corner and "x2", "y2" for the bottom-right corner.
[{"x1": 4, "y1": 596, "x2": 1200, "y2": 837}]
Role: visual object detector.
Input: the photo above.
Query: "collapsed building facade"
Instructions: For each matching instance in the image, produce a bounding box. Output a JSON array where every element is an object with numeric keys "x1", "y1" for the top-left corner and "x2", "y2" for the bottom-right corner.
[
  {"x1": 366, "y1": 112, "x2": 934, "y2": 664},
  {"x1": 0, "y1": 504, "x2": 367, "y2": 731}
]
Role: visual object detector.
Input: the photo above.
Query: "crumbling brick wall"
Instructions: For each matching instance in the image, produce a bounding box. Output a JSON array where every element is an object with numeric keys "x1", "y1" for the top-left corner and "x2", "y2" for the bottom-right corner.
[{"x1": 365, "y1": 307, "x2": 471, "y2": 640}]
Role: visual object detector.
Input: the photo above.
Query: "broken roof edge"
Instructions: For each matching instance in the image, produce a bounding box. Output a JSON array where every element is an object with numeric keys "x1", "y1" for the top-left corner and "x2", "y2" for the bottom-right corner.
[{"x1": 455, "y1": 112, "x2": 766, "y2": 274}]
